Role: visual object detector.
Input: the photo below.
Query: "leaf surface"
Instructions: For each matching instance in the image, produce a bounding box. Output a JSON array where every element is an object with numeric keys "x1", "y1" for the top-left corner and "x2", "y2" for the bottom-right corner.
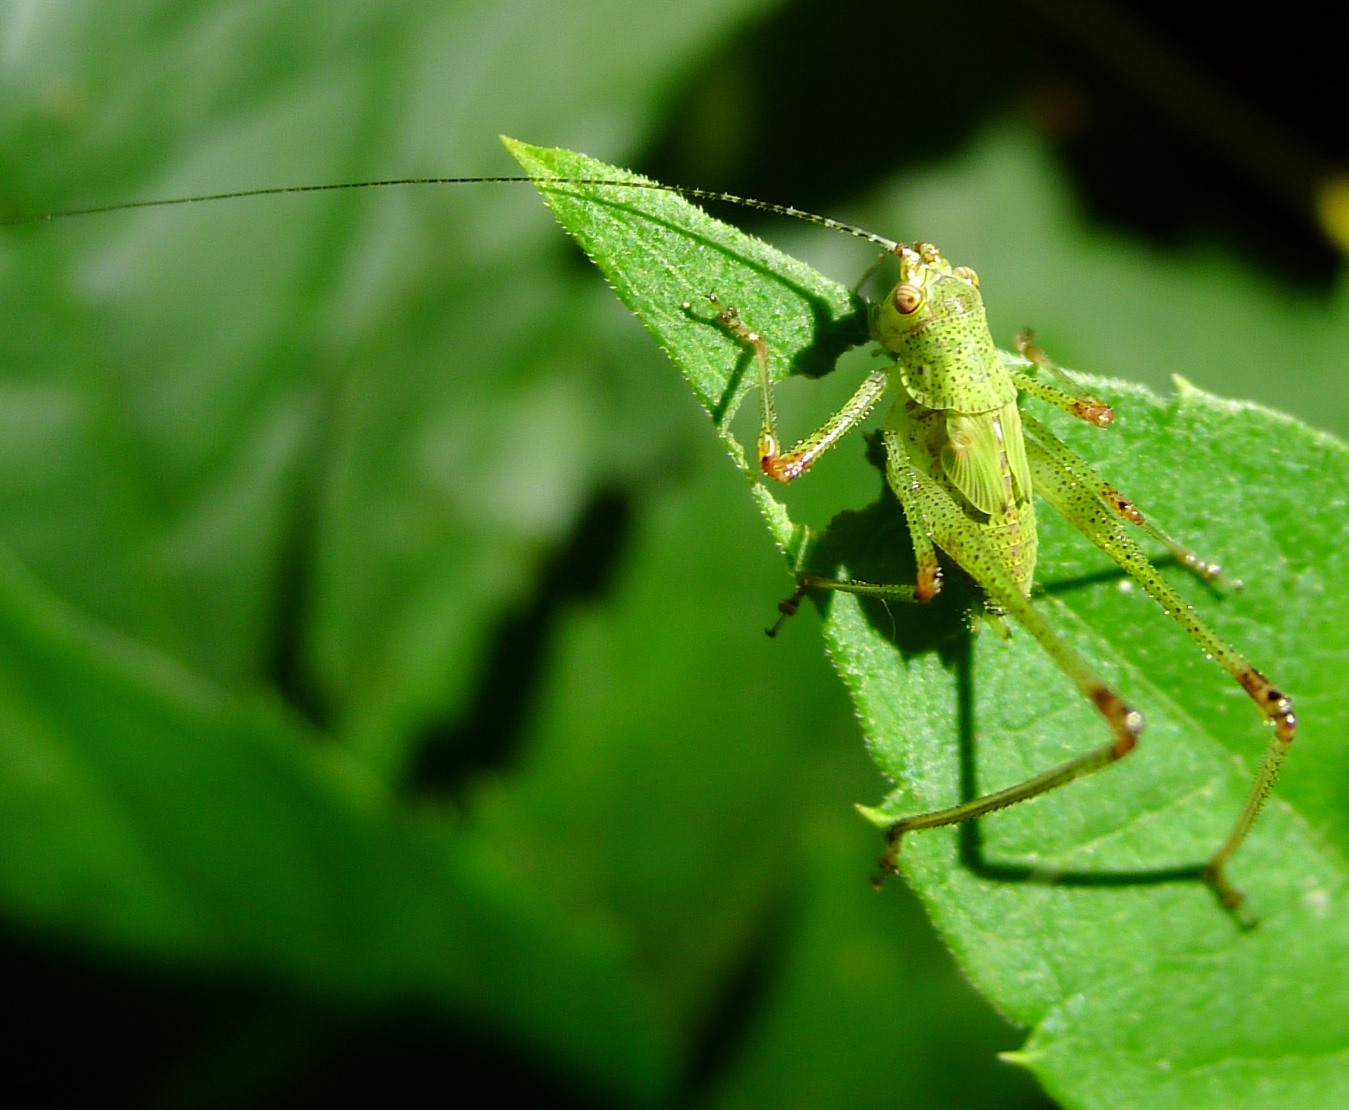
[{"x1": 511, "y1": 138, "x2": 1349, "y2": 1109}]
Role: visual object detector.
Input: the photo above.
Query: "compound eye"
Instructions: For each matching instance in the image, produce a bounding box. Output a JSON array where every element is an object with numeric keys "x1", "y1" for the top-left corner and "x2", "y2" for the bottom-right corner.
[
  {"x1": 954, "y1": 265, "x2": 980, "y2": 288},
  {"x1": 894, "y1": 284, "x2": 923, "y2": 315}
]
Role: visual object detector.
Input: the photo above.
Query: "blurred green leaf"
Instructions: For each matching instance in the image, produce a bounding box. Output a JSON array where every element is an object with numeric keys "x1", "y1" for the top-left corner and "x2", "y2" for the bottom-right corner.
[{"x1": 0, "y1": 544, "x2": 671, "y2": 1097}]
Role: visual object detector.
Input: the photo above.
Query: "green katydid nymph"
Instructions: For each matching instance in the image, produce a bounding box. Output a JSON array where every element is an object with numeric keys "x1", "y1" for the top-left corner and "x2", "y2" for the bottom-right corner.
[{"x1": 8, "y1": 140, "x2": 1295, "y2": 913}]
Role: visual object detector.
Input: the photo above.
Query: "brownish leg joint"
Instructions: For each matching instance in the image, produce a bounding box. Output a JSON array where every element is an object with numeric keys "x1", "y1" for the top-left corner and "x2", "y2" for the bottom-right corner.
[{"x1": 766, "y1": 575, "x2": 821, "y2": 638}]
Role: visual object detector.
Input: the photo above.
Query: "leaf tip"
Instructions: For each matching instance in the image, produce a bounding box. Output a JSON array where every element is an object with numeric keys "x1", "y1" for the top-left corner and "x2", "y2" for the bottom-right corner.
[
  {"x1": 854, "y1": 802, "x2": 891, "y2": 829},
  {"x1": 1171, "y1": 373, "x2": 1201, "y2": 397}
]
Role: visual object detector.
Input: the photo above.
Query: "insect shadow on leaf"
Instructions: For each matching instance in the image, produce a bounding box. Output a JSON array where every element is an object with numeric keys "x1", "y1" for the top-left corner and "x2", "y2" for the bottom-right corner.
[{"x1": 791, "y1": 441, "x2": 1252, "y2": 924}]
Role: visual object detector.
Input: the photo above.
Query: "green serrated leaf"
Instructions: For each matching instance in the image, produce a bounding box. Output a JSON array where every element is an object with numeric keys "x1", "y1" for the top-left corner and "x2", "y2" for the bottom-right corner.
[
  {"x1": 509, "y1": 139, "x2": 1349, "y2": 1109},
  {"x1": 504, "y1": 136, "x2": 867, "y2": 553}
]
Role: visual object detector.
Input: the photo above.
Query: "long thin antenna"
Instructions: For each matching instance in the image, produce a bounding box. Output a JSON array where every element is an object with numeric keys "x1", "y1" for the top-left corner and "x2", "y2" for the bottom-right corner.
[{"x1": 4, "y1": 176, "x2": 901, "y2": 251}]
